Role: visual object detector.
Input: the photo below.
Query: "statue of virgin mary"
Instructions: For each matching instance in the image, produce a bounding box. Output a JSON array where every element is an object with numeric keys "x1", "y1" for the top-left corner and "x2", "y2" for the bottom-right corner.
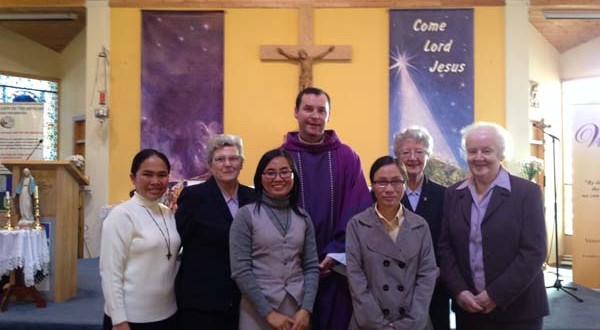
[{"x1": 16, "y1": 167, "x2": 37, "y2": 224}]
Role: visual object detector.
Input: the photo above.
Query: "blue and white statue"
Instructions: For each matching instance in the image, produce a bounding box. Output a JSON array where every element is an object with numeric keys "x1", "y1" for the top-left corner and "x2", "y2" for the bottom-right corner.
[{"x1": 16, "y1": 167, "x2": 37, "y2": 225}]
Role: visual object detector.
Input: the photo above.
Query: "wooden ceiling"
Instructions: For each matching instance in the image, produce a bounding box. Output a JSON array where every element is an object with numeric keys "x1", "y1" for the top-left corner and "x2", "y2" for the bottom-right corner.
[
  {"x1": 530, "y1": 0, "x2": 600, "y2": 53},
  {"x1": 0, "y1": 3, "x2": 86, "y2": 53},
  {"x1": 1, "y1": 1, "x2": 600, "y2": 53}
]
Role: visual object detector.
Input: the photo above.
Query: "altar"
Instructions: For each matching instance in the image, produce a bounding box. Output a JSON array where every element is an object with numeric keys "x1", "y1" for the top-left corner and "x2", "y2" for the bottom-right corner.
[{"x1": 0, "y1": 228, "x2": 49, "y2": 311}]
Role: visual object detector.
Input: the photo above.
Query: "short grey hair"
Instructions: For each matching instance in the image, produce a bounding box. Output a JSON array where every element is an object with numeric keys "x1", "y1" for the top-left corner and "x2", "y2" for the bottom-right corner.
[
  {"x1": 393, "y1": 126, "x2": 434, "y2": 156},
  {"x1": 460, "y1": 121, "x2": 512, "y2": 161},
  {"x1": 206, "y1": 134, "x2": 244, "y2": 163}
]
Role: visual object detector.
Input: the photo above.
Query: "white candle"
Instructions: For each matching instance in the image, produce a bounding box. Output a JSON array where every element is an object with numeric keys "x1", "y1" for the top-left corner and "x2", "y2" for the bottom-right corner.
[
  {"x1": 5, "y1": 191, "x2": 9, "y2": 199},
  {"x1": 34, "y1": 186, "x2": 39, "y2": 199}
]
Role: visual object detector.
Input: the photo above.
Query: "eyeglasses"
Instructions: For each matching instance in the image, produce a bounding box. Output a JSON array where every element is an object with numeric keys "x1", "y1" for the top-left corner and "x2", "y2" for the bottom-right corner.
[
  {"x1": 372, "y1": 179, "x2": 405, "y2": 189},
  {"x1": 399, "y1": 149, "x2": 427, "y2": 159},
  {"x1": 262, "y1": 168, "x2": 293, "y2": 180},
  {"x1": 213, "y1": 155, "x2": 241, "y2": 164}
]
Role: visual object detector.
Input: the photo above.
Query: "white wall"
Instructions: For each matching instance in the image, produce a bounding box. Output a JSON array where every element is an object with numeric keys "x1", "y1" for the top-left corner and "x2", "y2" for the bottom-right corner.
[
  {"x1": 505, "y1": 0, "x2": 531, "y2": 170},
  {"x1": 59, "y1": 30, "x2": 87, "y2": 160},
  {"x1": 560, "y1": 36, "x2": 600, "y2": 81},
  {"x1": 84, "y1": 0, "x2": 111, "y2": 258},
  {"x1": 0, "y1": 27, "x2": 60, "y2": 78},
  {"x1": 528, "y1": 23, "x2": 562, "y2": 263}
]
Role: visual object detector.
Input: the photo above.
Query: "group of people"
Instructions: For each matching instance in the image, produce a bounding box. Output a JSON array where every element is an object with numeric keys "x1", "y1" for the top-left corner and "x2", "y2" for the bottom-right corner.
[{"x1": 100, "y1": 87, "x2": 549, "y2": 330}]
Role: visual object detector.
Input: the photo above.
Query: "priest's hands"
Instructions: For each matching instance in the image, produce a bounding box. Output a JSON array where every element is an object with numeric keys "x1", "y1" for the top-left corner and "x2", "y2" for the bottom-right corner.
[{"x1": 319, "y1": 256, "x2": 337, "y2": 277}]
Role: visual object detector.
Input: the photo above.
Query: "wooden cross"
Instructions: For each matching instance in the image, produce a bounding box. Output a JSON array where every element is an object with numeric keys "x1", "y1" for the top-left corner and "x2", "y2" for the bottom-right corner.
[{"x1": 260, "y1": 5, "x2": 352, "y2": 91}]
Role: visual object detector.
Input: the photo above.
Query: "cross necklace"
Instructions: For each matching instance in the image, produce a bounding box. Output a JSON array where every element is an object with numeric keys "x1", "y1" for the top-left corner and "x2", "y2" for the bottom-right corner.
[{"x1": 142, "y1": 205, "x2": 172, "y2": 260}]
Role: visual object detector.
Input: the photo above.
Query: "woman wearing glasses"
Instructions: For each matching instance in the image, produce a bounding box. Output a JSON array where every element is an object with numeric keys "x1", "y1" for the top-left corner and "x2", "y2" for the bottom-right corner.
[
  {"x1": 175, "y1": 134, "x2": 256, "y2": 330},
  {"x1": 230, "y1": 149, "x2": 319, "y2": 330},
  {"x1": 394, "y1": 126, "x2": 449, "y2": 330},
  {"x1": 346, "y1": 156, "x2": 437, "y2": 330}
]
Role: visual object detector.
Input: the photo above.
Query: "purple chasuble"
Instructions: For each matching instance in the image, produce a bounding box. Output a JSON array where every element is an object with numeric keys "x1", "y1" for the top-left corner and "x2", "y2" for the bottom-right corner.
[{"x1": 282, "y1": 130, "x2": 372, "y2": 330}]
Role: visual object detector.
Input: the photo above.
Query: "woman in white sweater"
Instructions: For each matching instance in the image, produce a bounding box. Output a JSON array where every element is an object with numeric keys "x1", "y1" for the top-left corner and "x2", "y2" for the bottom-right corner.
[{"x1": 100, "y1": 149, "x2": 181, "y2": 330}]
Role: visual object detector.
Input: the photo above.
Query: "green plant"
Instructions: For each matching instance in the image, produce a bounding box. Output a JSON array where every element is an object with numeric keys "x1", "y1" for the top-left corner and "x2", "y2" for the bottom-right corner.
[{"x1": 521, "y1": 156, "x2": 544, "y2": 180}]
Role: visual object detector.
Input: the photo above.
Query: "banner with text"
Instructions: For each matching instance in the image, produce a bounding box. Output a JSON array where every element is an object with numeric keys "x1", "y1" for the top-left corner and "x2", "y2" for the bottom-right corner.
[
  {"x1": 0, "y1": 102, "x2": 44, "y2": 173},
  {"x1": 572, "y1": 104, "x2": 600, "y2": 288},
  {"x1": 389, "y1": 9, "x2": 473, "y2": 173}
]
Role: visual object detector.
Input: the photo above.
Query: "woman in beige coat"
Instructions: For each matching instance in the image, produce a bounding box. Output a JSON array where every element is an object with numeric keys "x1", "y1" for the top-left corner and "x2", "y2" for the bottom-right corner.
[{"x1": 346, "y1": 156, "x2": 437, "y2": 330}]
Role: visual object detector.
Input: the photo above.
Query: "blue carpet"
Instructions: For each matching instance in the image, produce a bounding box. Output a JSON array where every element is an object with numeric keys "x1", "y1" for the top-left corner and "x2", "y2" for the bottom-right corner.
[
  {"x1": 0, "y1": 258, "x2": 103, "y2": 330},
  {"x1": 1, "y1": 260, "x2": 599, "y2": 329},
  {"x1": 544, "y1": 282, "x2": 600, "y2": 330}
]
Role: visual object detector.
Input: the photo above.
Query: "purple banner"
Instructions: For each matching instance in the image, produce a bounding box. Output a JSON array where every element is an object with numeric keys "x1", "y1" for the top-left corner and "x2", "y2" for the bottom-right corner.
[
  {"x1": 142, "y1": 11, "x2": 224, "y2": 181},
  {"x1": 389, "y1": 9, "x2": 473, "y2": 170}
]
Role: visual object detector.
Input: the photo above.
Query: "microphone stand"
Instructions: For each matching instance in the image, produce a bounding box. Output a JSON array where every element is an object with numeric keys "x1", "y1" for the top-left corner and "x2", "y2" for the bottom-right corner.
[
  {"x1": 26, "y1": 139, "x2": 43, "y2": 160},
  {"x1": 535, "y1": 124, "x2": 583, "y2": 302}
]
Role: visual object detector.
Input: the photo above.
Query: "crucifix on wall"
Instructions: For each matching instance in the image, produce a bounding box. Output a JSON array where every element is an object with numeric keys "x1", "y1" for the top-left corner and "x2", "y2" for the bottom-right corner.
[{"x1": 260, "y1": 6, "x2": 352, "y2": 91}]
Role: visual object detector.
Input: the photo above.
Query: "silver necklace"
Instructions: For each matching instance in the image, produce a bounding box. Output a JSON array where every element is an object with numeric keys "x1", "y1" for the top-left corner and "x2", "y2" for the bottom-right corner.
[{"x1": 142, "y1": 206, "x2": 172, "y2": 260}]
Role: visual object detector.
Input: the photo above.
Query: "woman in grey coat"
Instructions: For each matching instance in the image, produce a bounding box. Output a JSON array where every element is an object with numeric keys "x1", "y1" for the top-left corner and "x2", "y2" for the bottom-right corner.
[
  {"x1": 230, "y1": 149, "x2": 319, "y2": 330},
  {"x1": 346, "y1": 156, "x2": 438, "y2": 330}
]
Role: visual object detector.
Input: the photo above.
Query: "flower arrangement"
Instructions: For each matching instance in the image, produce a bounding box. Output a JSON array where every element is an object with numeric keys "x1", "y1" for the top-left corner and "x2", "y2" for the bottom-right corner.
[
  {"x1": 66, "y1": 154, "x2": 85, "y2": 172},
  {"x1": 521, "y1": 156, "x2": 544, "y2": 180}
]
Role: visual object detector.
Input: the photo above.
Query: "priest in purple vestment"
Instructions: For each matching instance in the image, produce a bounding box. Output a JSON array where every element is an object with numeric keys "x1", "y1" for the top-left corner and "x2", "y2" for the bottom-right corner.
[{"x1": 282, "y1": 87, "x2": 373, "y2": 330}]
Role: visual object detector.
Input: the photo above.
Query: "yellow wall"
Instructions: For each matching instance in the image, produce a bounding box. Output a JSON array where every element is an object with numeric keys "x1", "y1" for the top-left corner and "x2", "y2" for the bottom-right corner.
[
  {"x1": 474, "y1": 7, "x2": 505, "y2": 125},
  {"x1": 111, "y1": 8, "x2": 142, "y2": 202},
  {"x1": 110, "y1": 7, "x2": 505, "y2": 202}
]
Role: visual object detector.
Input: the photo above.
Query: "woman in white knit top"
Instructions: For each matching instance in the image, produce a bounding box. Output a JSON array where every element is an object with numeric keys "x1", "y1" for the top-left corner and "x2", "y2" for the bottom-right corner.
[{"x1": 100, "y1": 149, "x2": 181, "y2": 330}]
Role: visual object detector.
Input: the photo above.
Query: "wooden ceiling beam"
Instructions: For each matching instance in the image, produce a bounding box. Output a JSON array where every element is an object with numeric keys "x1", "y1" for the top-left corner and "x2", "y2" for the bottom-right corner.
[
  {"x1": 531, "y1": 0, "x2": 600, "y2": 6},
  {"x1": 109, "y1": 0, "x2": 504, "y2": 8},
  {"x1": 0, "y1": 0, "x2": 84, "y2": 8}
]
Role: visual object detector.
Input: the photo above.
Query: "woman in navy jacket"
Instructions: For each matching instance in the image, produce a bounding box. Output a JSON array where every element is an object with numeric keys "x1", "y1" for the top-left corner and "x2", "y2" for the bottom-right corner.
[
  {"x1": 438, "y1": 122, "x2": 549, "y2": 330},
  {"x1": 394, "y1": 126, "x2": 450, "y2": 330},
  {"x1": 175, "y1": 134, "x2": 256, "y2": 330}
]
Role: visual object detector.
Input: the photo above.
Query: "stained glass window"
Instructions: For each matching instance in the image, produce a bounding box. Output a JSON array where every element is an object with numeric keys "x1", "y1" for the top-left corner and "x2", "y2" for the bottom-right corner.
[{"x1": 0, "y1": 74, "x2": 58, "y2": 160}]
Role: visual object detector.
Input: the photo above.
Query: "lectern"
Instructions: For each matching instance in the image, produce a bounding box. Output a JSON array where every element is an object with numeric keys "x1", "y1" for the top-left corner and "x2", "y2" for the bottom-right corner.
[{"x1": 1, "y1": 160, "x2": 89, "y2": 302}]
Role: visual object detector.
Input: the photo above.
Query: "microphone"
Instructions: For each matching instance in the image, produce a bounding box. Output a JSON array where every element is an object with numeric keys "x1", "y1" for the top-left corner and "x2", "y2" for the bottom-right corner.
[
  {"x1": 532, "y1": 122, "x2": 559, "y2": 141},
  {"x1": 26, "y1": 139, "x2": 44, "y2": 160},
  {"x1": 532, "y1": 122, "x2": 551, "y2": 129}
]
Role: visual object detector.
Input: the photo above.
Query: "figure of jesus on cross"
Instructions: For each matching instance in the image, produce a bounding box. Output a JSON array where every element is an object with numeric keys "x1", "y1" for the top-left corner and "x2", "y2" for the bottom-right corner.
[
  {"x1": 261, "y1": 6, "x2": 352, "y2": 92},
  {"x1": 277, "y1": 46, "x2": 335, "y2": 90}
]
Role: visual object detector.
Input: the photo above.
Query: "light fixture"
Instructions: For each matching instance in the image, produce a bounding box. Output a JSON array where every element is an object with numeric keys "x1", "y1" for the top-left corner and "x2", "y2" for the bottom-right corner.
[
  {"x1": 543, "y1": 11, "x2": 600, "y2": 20},
  {"x1": 0, "y1": 13, "x2": 78, "y2": 21},
  {"x1": 92, "y1": 47, "x2": 110, "y2": 123}
]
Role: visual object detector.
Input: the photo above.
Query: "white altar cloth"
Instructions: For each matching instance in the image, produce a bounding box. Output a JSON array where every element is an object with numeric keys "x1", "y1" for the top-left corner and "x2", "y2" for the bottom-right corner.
[{"x1": 0, "y1": 229, "x2": 50, "y2": 287}]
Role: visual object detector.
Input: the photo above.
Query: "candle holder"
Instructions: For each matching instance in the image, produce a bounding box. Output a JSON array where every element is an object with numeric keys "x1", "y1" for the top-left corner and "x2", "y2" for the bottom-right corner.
[
  {"x1": 33, "y1": 194, "x2": 42, "y2": 230},
  {"x1": 3, "y1": 193, "x2": 14, "y2": 231}
]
